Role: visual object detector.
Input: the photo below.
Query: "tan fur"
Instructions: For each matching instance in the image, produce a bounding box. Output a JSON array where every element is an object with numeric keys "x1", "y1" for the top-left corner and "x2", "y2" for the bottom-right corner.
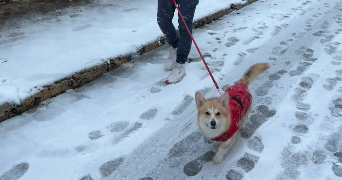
[
  {"x1": 196, "y1": 95, "x2": 231, "y2": 138},
  {"x1": 195, "y1": 63, "x2": 269, "y2": 164},
  {"x1": 238, "y1": 63, "x2": 269, "y2": 86}
]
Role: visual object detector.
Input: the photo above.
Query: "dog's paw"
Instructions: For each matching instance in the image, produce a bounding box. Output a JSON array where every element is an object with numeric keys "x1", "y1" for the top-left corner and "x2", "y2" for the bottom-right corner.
[{"x1": 212, "y1": 154, "x2": 224, "y2": 164}]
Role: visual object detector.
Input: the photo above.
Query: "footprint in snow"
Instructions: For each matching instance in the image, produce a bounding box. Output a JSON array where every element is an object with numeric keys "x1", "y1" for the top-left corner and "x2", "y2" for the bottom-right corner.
[
  {"x1": 296, "y1": 102, "x2": 311, "y2": 111},
  {"x1": 299, "y1": 74, "x2": 320, "y2": 89},
  {"x1": 291, "y1": 136, "x2": 301, "y2": 144},
  {"x1": 292, "y1": 88, "x2": 307, "y2": 102},
  {"x1": 226, "y1": 169, "x2": 243, "y2": 180},
  {"x1": 323, "y1": 77, "x2": 342, "y2": 91},
  {"x1": 0, "y1": 163, "x2": 29, "y2": 180},
  {"x1": 271, "y1": 26, "x2": 282, "y2": 36},
  {"x1": 334, "y1": 152, "x2": 342, "y2": 163},
  {"x1": 269, "y1": 57, "x2": 277, "y2": 61},
  {"x1": 335, "y1": 29, "x2": 342, "y2": 34},
  {"x1": 99, "y1": 157, "x2": 125, "y2": 177},
  {"x1": 0, "y1": 58, "x2": 8, "y2": 63},
  {"x1": 299, "y1": 10, "x2": 307, "y2": 15},
  {"x1": 320, "y1": 35, "x2": 335, "y2": 44},
  {"x1": 329, "y1": 97, "x2": 342, "y2": 117},
  {"x1": 79, "y1": 174, "x2": 93, "y2": 180},
  {"x1": 268, "y1": 70, "x2": 287, "y2": 81},
  {"x1": 112, "y1": 122, "x2": 143, "y2": 144},
  {"x1": 183, "y1": 151, "x2": 215, "y2": 176},
  {"x1": 336, "y1": 70, "x2": 342, "y2": 76},
  {"x1": 237, "y1": 153, "x2": 259, "y2": 172},
  {"x1": 225, "y1": 37, "x2": 240, "y2": 47},
  {"x1": 72, "y1": 24, "x2": 92, "y2": 31},
  {"x1": 246, "y1": 48, "x2": 259, "y2": 53},
  {"x1": 88, "y1": 121, "x2": 129, "y2": 140},
  {"x1": 293, "y1": 124, "x2": 309, "y2": 134},
  {"x1": 240, "y1": 105, "x2": 276, "y2": 138},
  {"x1": 247, "y1": 136, "x2": 264, "y2": 153},
  {"x1": 331, "y1": 61, "x2": 341, "y2": 65},
  {"x1": 289, "y1": 66, "x2": 306, "y2": 76},
  {"x1": 140, "y1": 108, "x2": 158, "y2": 120},
  {"x1": 150, "y1": 80, "x2": 167, "y2": 93},
  {"x1": 139, "y1": 177, "x2": 153, "y2": 180},
  {"x1": 311, "y1": 150, "x2": 326, "y2": 164},
  {"x1": 305, "y1": 24, "x2": 312, "y2": 31},
  {"x1": 233, "y1": 27, "x2": 247, "y2": 32},
  {"x1": 278, "y1": 148, "x2": 308, "y2": 179},
  {"x1": 121, "y1": 8, "x2": 138, "y2": 12},
  {"x1": 234, "y1": 52, "x2": 247, "y2": 65},
  {"x1": 271, "y1": 46, "x2": 282, "y2": 55},
  {"x1": 295, "y1": 111, "x2": 314, "y2": 125},
  {"x1": 324, "y1": 43, "x2": 338, "y2": 55},
  {"x1": 243, "y1": 36, "x2": 259, "y2": 45},
  {"x1": 321, "y1": 21, "x2": 330, "y2": 29},
  {"x1": 324, "y1": 132, "x2": 342, "y2": 153},
  {"x1": 172, "y1": 94, "x2": 194, "y2": 115},
  {"x1": 333, "y1": 164, "x2": 342, "y2": 177},
  {"x1": 252, "y1": 28, "x2": 264, "y2": 36},
  {"x1": 280, "y1": 23, "x2": 289, "y2": 28},
  {"x1": 255, "y1": 80, "x2": 273, "y2": 96},
  {"x1": 292, "y1": 32, "x2": 305, "y2": 38}
]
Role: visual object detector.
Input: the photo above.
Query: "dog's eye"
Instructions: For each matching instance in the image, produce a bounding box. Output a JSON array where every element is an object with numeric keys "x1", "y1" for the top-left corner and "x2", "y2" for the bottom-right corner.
[
  {"x1": 206, "y1": 112, "x2": 210, "y2": 115},
  {"x1": 216, "y1": 112, "x2": 220, "y2": 116}
]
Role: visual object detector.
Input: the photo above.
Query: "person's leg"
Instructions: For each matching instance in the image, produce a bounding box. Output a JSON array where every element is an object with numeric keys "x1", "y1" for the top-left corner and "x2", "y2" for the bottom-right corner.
[
  {"x1": 157, "y1": 0, "x2": 178, "y2": 48},
  {"x1": 176, "y1": 0, "x2": 199, "y2": 64},
  {"x1": 165, "y1": 0, "x2": 199, "y2": 84}
]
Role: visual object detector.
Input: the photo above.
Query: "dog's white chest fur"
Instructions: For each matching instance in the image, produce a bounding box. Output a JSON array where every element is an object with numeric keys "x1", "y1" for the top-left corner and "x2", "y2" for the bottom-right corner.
[{"x1": 199, "y1": 121, "x2": 226, "y2": 139}]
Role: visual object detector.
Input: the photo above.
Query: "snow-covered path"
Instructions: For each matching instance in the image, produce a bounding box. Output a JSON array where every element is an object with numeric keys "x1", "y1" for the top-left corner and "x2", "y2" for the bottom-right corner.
[
  {"x1": 0, "y1": 0, "x2": 242, "y2": 106},
  {"x1": 1, "y1": 0, "x2": 342, "y2": 179}
]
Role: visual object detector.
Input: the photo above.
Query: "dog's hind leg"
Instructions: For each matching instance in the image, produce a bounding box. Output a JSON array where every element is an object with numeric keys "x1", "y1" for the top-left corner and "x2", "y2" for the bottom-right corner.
[{"x1": 239, "y1": 107, "x2": 251, "y2": 129}]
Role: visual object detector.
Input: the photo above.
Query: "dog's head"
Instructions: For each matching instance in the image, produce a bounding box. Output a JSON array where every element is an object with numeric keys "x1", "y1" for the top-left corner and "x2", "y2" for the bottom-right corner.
[{"x1": 195, "y1": 92, "x2": 231, "y2": 134}]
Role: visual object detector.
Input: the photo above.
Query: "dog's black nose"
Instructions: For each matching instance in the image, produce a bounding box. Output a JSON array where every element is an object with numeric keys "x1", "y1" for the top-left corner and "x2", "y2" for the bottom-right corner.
[{"x1": 210, "y1": 120, "x2": 216, "y2": 126}]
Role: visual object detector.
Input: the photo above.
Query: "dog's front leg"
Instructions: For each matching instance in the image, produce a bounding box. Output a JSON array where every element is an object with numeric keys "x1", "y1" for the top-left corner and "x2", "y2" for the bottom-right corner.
[{"x1": 212, "y1": 135, "x2": 236, "y2": 164}]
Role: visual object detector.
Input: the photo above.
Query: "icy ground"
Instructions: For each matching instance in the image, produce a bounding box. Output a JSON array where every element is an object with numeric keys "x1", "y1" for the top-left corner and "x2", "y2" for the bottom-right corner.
[
  {"x1": 0, "y1": 0, "x2": 243, "y2": 105},
  {"x1": 1, "y1": 0, "x2": 342, "y2": 179}
]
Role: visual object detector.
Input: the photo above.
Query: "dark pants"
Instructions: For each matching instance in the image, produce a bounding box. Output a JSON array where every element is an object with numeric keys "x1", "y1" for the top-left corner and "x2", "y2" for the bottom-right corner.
[{"x1": 157, "y1": 0, "x2": 199, "y2": 64}]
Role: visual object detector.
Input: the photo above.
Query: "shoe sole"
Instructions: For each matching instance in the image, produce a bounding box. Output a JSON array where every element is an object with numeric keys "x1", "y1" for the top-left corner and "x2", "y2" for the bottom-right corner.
[{"x1": 165, "y1": 73, "x2": 186, "y2": 84}]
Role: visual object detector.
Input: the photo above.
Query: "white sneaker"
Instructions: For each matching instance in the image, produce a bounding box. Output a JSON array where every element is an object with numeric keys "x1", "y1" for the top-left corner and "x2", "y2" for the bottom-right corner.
[
  {"x1": 165, "y1": 63, "x2": 186, "y2": 84},
  {"x1": 165, "y1": 48, "x2": 177, "y2": 71}
]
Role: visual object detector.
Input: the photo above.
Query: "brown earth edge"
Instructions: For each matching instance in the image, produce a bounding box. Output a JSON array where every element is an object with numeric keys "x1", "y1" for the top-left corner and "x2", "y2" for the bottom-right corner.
[{"x1": 0, "y1": 0, "x2": 259, "y2": 123}]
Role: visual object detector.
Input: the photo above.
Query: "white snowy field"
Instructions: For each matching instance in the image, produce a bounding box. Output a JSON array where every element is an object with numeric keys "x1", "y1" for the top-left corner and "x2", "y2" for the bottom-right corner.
[
  {"x1": 1, "y1": 0, "x2": 342, "y2": 180},
  {"x1": 0, "y1": 0, "x2": 244, "y2": 106}
]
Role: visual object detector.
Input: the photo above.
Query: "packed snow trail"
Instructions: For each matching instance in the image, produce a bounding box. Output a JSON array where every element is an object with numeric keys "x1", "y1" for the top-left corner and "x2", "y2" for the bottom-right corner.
[{"x1": 1, "y1": 0, "x2": 342, "y2": 179}]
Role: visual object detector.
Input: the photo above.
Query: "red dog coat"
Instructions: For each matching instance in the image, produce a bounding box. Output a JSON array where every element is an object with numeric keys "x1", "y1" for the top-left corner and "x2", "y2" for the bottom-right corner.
[{"x1": 211, "y1": 82, "x2": 252, "y2": 142}]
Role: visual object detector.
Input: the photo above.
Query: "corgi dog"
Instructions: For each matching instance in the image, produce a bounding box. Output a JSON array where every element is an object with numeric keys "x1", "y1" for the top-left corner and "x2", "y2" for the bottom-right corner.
[{"x1": 195, "y1": 63, "x2": 269, "y2": 163}]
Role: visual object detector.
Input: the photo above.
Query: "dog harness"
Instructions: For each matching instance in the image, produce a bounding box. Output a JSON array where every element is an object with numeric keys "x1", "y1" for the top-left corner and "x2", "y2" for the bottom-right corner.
[{"x1": 211, "y1": 82, "x2": 252, "y2": 142}]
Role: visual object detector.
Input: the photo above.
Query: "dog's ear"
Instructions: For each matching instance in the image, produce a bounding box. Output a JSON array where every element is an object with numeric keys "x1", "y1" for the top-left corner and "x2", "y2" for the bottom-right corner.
[
  {"x1": 195, "y1": 92, "x2": 205, "y2": 108},
  {"x1": 220, "y1": 93, "x2": 229, "y2": 107}
]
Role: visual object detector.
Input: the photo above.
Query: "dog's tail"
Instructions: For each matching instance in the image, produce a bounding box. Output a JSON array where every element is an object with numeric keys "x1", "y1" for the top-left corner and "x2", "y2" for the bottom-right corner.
[{"x1": 238, "y1": 63, "x2": 269, "y2": 86}]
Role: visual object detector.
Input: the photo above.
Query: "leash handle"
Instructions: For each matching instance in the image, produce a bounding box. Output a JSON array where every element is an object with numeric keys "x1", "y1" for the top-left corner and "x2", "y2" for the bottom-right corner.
[{"x1": 171, "y1": 0, "x2": 221, "y2": 95}]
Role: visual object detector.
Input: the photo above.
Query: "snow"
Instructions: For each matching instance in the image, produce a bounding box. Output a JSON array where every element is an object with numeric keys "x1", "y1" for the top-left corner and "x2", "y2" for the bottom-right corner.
[
  {"x1": 0, "y1": 0, "x2": 244, "y2": 105},
  {"x1": 1, "y1": 0, "x2": 342, "y2": 179}
]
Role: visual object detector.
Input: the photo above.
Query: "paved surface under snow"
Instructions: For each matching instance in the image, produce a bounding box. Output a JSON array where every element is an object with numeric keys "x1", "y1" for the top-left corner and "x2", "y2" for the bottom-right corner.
[{"x1": 1, "y1": 0, "x2": 342, "y2": 179}]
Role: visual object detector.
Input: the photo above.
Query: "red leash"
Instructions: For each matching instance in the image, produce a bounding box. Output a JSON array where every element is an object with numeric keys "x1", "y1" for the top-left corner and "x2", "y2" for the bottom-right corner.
[{"x1": 171, "y1": 0, "x2": 221, "y2": 94}]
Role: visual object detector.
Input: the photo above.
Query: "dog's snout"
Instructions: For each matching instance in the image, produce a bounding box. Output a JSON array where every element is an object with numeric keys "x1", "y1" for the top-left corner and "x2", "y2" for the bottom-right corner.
[{"x1": 210, "y1": 120, "x2": 216, "y2": 126}]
